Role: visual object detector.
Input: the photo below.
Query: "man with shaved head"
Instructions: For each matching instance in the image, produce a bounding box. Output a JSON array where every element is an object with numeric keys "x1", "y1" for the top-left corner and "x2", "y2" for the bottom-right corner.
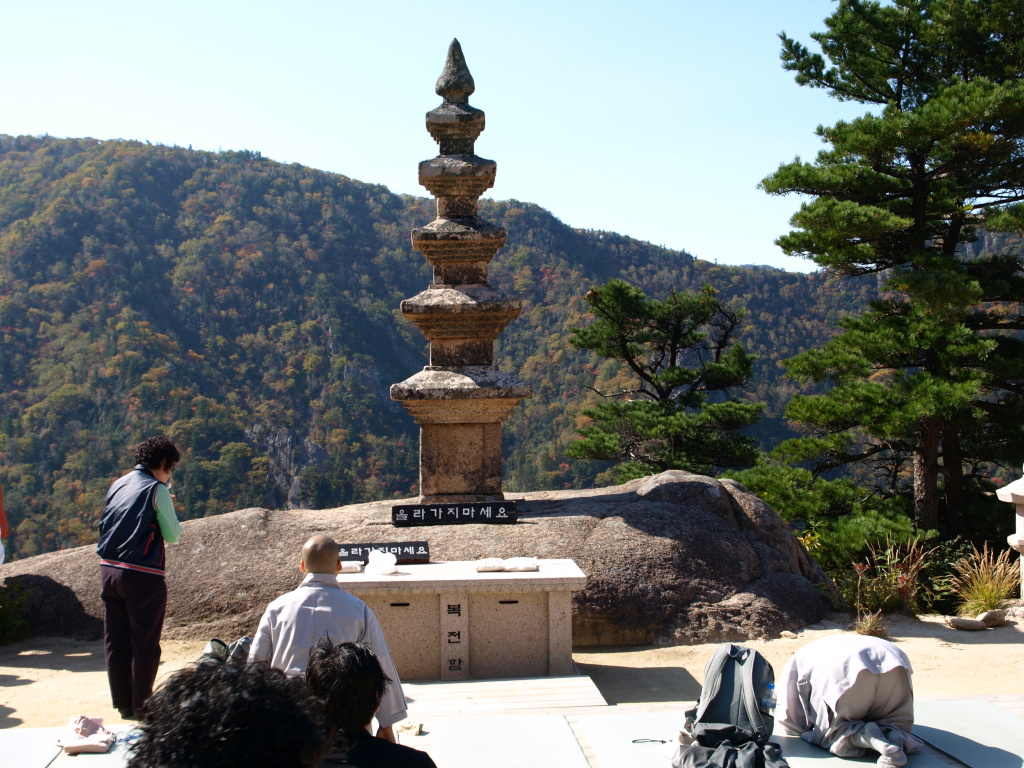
[{"x1": 249, "y1": 534, "x2": 407, "y2": 742}]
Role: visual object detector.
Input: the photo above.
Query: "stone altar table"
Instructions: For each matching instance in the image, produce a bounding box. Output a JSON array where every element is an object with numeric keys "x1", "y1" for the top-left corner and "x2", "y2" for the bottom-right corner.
[{"x1": 338, "y1": 559, "x2": 587, "y2": 681}]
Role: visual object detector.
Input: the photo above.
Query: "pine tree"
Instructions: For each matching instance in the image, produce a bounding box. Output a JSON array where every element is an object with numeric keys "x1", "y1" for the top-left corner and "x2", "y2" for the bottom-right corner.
[
  {"x1": 762, "y1": 0, "x2": 1024, "y2": 531},
  {"x1": 567, "y1": 279, "x2": 763, "y2": 480}
]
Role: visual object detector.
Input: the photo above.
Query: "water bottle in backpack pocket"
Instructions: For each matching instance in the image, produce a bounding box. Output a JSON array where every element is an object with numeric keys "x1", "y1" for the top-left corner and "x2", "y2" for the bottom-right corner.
[{"x1": 682, "y1": 642, "x2": 776, "y2": 744}]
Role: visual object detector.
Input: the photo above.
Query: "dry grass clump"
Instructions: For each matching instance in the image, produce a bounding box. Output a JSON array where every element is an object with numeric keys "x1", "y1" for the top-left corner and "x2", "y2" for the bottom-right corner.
[
  {"x1": 855, "y1": 609, "x2": 888, "y2": 637},
  {"x1": 950, "y1": 544, "x2": 1020, "y2": 617}
]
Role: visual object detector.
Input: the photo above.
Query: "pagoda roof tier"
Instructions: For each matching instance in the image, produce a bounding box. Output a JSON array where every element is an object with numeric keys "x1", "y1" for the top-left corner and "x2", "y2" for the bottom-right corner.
[
  {"x1": 412, "y1": 217, "x2": 506, "y2": 260},
  {"x1": 426, "y1": 102, "x2": 485, "y2": 149},
  {"x1": 418, "y1": 155, "x2": 496, "y2": 200},
  {"x1": 401, "y1": 286, "x2": 521, "y2": 343},
  {"x1": 401, "y1": 285, "x2": 520, "y2": 313},
  {"x1": 391, "y1": 366, "x2": 532, "y2": 404}
]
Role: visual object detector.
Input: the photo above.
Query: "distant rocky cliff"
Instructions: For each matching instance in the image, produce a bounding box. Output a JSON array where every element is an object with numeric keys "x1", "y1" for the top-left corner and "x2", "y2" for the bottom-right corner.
[
  {"x1": 244, "y1": 425, "x2": 331, "y2": 508},
  {"x1": 0, "y1": 471, "x2": 832, "y2": 646}
]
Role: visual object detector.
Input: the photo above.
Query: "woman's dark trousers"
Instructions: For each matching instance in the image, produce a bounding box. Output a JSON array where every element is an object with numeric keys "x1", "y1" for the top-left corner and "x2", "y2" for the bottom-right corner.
[{"x1": 100, "y1": 565, "x2": 167, "y2": 714}]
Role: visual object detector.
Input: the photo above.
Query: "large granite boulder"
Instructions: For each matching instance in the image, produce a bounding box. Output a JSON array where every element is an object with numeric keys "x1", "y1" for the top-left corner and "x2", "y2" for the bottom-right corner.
[{"x1": 0, "y1": 471, "x2": 832, "y2": 645}]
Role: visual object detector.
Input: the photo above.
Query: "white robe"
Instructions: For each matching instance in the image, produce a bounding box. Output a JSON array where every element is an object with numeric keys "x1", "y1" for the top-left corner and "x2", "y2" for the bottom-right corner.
[
  {"x1": 249, "y1": 572, "x2": 408, "y2": 728},
  {"x1": 777, "y1": 634, "x2": 924, "y2": 759}
]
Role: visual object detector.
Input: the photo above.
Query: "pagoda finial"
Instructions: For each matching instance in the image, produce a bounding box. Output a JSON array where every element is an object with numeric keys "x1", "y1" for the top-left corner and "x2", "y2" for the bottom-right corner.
[{"x1": 435, "y1": 39, "x2": 475, "y2": 104}]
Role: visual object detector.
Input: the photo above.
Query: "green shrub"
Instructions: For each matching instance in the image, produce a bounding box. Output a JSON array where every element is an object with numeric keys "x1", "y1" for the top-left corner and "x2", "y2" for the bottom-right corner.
[
  {"x1": 725, "y1": 463, "x2": 867, "y2": 524},
  {"x1": 726, "y1": 462, "x2": 917, "y2": 575},
  {"x1": 813, "y1": 509, "x2": 919, "y2": 576},
  {"x1": 0, "y1": 581, "x2": 32, "y2": 645},
  {"x1": 840, "y1": 536, "x2": 938, "y2": 615},
  {"x1": 915, "y1": 537, "x2": 973, "y2": 615},
  {"x1": 950, "y1": 543, "x2": 1021, "y2": 617}
]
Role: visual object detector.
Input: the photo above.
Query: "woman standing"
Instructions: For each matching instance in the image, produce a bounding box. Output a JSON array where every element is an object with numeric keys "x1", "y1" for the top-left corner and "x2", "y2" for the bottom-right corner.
[{"x1": 96, "y1": 436, "x2": 182, "y2": 720}]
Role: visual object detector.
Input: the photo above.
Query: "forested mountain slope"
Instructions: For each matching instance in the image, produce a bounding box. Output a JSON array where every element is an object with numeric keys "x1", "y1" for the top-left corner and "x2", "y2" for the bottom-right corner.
[{"x1": 0, "y1": 135, "x2": 877, "y2": 558}]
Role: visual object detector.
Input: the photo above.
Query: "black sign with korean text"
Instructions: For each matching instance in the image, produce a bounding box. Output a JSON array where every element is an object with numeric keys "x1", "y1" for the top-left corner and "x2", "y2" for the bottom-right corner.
[
  {"x1": 337, "y1": 541, "x2": 430, "y2": 564},
  {"x1": 391, "y1": 501, "x2": 518, "y2": 526}
]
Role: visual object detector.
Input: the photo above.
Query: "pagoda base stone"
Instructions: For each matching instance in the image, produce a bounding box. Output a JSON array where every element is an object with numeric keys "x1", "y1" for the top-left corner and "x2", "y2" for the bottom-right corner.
[
  {"x1": 420, "y1": 422, "x2": 504, "y2": 501},
  {"x1": 391, "y1": 367, "x2": 531, "y2": 502}
]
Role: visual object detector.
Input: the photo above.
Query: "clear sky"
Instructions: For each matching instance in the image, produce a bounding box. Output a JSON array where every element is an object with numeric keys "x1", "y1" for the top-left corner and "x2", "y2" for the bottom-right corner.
[{"x1": 2, "y1": 1, "x2": 874, "y2": 272}]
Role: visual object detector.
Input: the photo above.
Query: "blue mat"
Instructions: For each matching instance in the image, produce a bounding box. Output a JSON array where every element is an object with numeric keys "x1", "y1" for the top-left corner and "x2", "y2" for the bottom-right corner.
[
  {"x1": 574, "y1": 712, "x2": 955, "y2": 768},
  {"x1": 914, "y1": 699, "x2": 1024, "y2": 768},
  {"x1": 0, "y1": 727, "x2": 64, "y2": 768},
  {"x1": 573, "y1": 711, "x2": 681, "y2": 768},
  {"x1": 771, "y1": 731, "x2": 953, "y2": 767},
  {"x1": 429, "y1": 713, "x2": 589, "y2": 768},
  {"x1": 49, "y1": 734, "x2": 138, "y2": 766}
]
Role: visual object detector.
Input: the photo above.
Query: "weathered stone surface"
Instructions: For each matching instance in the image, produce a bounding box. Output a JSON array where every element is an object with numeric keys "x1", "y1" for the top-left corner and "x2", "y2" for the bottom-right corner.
[
  {"x1": 418, "y1": 156, "x2": 496, "y2": 203},
  {"x1": 946, "y1": 616, "x2": 989, "y2": 631},
  {"x1": 0, "y1": 471, "x2": 831, "y2": 646},
  {"x1": 412, "y1": 216, "x2": 506, "y2": 246},
  {"x1": 394, "y1": 40, "x2": 531, "y2": 501},
  {"x1": 419, "y1": 421, "x2": 505, "y2": 502},
  {"x1": 426, "y1": 101, "x2": 484, "y2": 132},
  {"x1": 433, "y1": 39, "x2": 475, "y2": 104},
  {"x1": 401, "y1": 285, "x2": 519, "y2": 313},
  {"x1": 390, "y1": 367, "x2": 531, "y2": 403},
  {"x1": 400, "y1": 288, "x2": 521, "y2": 367},
  {"x1": 976, "y1": 609, "x2": 1008, "y2": 627},
  {"x1": 411, "y1": 218, "x2": 507, "y2": 285}
]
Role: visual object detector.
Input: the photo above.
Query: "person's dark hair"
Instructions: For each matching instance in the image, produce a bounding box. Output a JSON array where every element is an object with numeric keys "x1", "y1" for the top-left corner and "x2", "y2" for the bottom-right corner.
[
  {"x1": 135, "y1": 435, "x2": 180, "y2": 472},
  {"x1": 306, "y1": 639, "x2": 390, "y2": 736},
  {"x1": 128, "y1": 662, "x2": 327, "y2": 768}
]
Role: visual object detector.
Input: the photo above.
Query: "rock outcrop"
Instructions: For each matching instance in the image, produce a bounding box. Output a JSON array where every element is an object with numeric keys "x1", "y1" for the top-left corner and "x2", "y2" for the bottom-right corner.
[
  {"x1": 244, "y1": 425, "x2": 331, "y2": 508},
  {"x1": 0, "y1": 471, "x2": 832, "y2": 646}
]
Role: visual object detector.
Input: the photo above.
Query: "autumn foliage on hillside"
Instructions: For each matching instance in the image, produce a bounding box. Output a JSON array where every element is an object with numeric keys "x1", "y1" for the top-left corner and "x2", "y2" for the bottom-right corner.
[{"x1": 0, "y1": 135, "x2": 875, "y2": 559}]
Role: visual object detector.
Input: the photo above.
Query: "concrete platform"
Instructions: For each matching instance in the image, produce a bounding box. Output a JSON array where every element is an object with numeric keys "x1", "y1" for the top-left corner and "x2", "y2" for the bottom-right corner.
[
  {"x1": 3, "y1": 688, "x2": 1021, "y2": 768},
  {"x1": 429, "y1": 713, "x2": 590, "y2": 768},
  {"x1": 404, "y1": 673, "x2": 608, "y2": 716},
  {"x1": 50, "y1": 734, "x2": 140, "y2": 766},
  {"x1": 0, "y1": 726, "x2": 63, "y2": 768}
]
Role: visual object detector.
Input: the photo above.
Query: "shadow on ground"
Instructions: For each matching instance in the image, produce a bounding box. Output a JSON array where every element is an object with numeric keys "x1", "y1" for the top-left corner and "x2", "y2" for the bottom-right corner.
[
  {"x1": 576, "y1": 662, "x2": 699, "y2": 705},
  {"x1": 890, "y1": 613, "x2": 1021, "y2": 645},
  {"x1": 0, "y1": 638, "x2": 106, "y2": 673},
  {"x1": 0, "y1": 703, "x2": 23, "y2": 728},
  {"x1": 6, "y1": 574, "x2": 103, "y2": 639}
]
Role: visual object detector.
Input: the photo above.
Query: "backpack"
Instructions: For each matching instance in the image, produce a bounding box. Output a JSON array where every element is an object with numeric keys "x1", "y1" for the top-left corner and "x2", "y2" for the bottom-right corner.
[
  {"x1": 672, "y1": 644, "x2": 788, "y2": 768},
  {"x1": 679, "y1": 647, "x2": 782, "y2": 749},
  {"x1": 199, "y1": 636, "x2": 253, "y2": 666},
  {"x1": 683, "y1": 642, "x2": 776, "y2": 745}
]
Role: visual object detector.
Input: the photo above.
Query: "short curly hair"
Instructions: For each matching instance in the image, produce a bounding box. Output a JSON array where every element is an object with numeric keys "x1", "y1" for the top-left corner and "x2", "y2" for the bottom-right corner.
[
  {"x1": 134, "y1": 436, "x2": 180, "y2": 472},
  {"x1": 128, "y1": 662, "x2": 327, "y2": 768}
]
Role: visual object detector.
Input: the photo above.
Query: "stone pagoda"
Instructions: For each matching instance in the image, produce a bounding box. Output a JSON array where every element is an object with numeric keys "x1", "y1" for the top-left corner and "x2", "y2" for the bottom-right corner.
[{"x1": 390, "y1": 39, "x2": 531, "y2": 504}]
